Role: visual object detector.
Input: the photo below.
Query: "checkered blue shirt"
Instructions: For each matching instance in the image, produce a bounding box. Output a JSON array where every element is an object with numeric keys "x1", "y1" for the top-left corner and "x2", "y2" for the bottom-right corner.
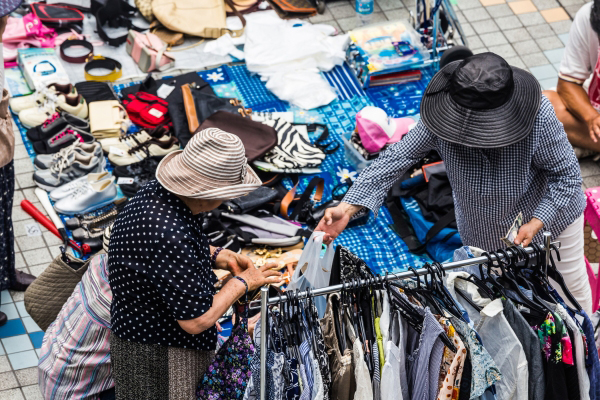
[{"x1": 344, "y1": 96, "x2": 586, "y2": 251}]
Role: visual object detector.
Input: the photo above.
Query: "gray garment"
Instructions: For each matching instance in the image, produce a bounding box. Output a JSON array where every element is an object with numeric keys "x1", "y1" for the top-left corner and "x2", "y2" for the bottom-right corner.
[
  {"x1": 502, "y1": 298, "x2": 545, "y2": 400},
  {"x1": 406, "y1": 308, "x2": 445, "y2": 400}
]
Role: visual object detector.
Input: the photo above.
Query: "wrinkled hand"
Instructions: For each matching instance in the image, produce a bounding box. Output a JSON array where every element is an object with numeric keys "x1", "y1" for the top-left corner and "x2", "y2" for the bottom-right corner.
[
  {"x1": 587, "y1": 114, "x2": 600, "y2": 143},
  {"x1": 216, "y1": 249, "x2": 254, "y2": 276},
  {"x1": 0, "y1": 16, "x2": 8, "y2": 41},
  {"x1": 514, "y1": 218, "x2": 544, "y2": 247},
  {"x1": 247, "y1": 313, "x2": 261, "y2": 337},
  {"x1": 238, "y1": 262, "x2": 282, "y2": 291},
  {"x1": 316, "y1": 203, "x2": 361, "y2": 244}
]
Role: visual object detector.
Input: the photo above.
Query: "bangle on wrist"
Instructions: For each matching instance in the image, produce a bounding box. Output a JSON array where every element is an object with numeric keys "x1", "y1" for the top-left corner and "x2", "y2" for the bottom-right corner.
[
  {"x1": 211, "y1": 247, "x2": 224, "y2": 268},
  {"x1": 234, "y1": 276, "x2": 249, "y2": 301}
]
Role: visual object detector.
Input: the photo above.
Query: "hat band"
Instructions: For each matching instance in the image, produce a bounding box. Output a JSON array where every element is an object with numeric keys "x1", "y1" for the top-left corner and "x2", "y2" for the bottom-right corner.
[{"x1": 449, "y1": 78, "x2": 515, "y2": 110}]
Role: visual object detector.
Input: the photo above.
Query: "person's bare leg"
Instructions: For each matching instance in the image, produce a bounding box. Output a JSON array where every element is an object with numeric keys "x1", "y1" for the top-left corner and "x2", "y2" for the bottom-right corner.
[{"x1": 544, "y1": 89, "x2": 600, "y2": 152}]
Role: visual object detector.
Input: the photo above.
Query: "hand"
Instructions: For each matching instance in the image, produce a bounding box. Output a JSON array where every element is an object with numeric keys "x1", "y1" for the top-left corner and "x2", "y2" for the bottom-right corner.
[
  {"x1": 315, "y1": 203, "x2": 361, "y2": 244},
  {"x1": 586, "y1": 114, "x2": 600, "y2": 143},
  {"x1": 215, "y1": 249, "x2": 253, "y2": 276},
  {"x1": 237, "y1": 262, "x2": 282, "y2": 291},
  {"x1": 0, "y1": 16, "x2": 7, "y2": 42},
  {"x1": 514, "y1": 218, "x2": 544, "y2": 247},
  {"x1": 247, "y1": 312, "x2": 261, "y2": 337}
]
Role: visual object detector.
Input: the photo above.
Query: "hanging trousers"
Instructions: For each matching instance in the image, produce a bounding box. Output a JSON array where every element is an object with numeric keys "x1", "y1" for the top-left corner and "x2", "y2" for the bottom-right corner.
[{"x1": 553, "y1": 214, "x2": 593, "y2": 315}]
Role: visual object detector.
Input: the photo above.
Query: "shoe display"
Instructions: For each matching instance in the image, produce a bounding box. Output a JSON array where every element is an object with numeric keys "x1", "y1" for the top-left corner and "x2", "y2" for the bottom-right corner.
[
  {"x1": 113, "y1": 155, "x2": 163, "y2": 197},
  {"x1": 19, "y1": 94, "x2": 88, "y2": 128},
  {"x1": 9, "y1": 83, "x2": 76, "y2": 113},
  {"x1": 64, "y1": 197, "x2": 128, "y2": 230},
  {"x1": 10, "y1": 270, "x2": 36, "y2": 291},
  {"x1": 32, "y1": 127, "x2": 95, "y2": 155},
  {"x1": 99, "y1": 126, "x2": 168, "y2": 154},
  {"x1": 34, "y1": 142, "x2": 102, "y2": 169},
  {"x1": 108, "y1": 135, "x2": 179, "y2": 166},
  {"x1": 26, "y1": 112, "x2": 89, "y2": 142},
  {"x1": 49, "y1": 172, "x2": 113, "y2": 201},
  {"x1": 54, "y1": 179, "x2": 119, "y2": 215},
  {"x1": 33, "y1": 152, "x2": 106, "y2": 191}
]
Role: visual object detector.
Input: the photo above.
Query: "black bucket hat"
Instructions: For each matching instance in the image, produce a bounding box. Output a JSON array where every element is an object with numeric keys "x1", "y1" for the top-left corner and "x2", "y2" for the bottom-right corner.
[
  {"x1": 421, "y1": 52, "x2": 541, "y2": 148},
  {"x1": 0, "y1": 0, "x2": 22, "y2": 17}
]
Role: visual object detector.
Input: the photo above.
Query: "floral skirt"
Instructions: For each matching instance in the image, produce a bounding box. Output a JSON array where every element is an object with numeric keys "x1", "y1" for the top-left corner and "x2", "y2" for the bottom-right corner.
[
  {"x1": 0, "y1": 161, "x2": 15, "y2": 292},
  {"x1": 110, "y1": 334, "x2": 214, "y2": 400}
]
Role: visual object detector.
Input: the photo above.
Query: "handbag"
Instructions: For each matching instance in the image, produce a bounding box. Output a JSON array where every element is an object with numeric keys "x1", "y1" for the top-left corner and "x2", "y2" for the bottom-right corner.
[
  {"x1": 125, "y1": 30, "x2": 174, "y2": 73},
  {"x1": 196, "y1": 304, "x2": 255, "y2": 400},
  {"x1": 74, "y1": 81, "x2": 118, "y2": 104},
  {"x1": 136, "y1": 0, "x2": 155, "y2": 21},
  {"x1": 122, "y1": 92, "x2": 170, "y2": 129},
  {"x1": 199, "y1": 111, "x2": 278, "y2": 162},
  {"x1": 222, "y1": 186, "x2": 279, "y2": 214},
  {"x1": 152, "y1": 0, "x2": 246, "y2": 39},
  {"x1": 31, "y1": 3, "x2": 84, "y2": 30},
  {"x1": 287, "y1": 231, "x2": 333, "y2": 317},
  {"x1": 89, "y1": 100, "x2": 129, "y2": 138},
  {"x1": 23, "y1": 252, "x2": 91, "y2": 331},
  {"x1": 268, "y1": 0, "x2": 317, "y2": 19}
]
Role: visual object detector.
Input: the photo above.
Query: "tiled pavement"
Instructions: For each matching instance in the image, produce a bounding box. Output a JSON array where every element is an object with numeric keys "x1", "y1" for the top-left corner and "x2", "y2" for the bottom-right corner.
[{"x1": 0, "y1": 0, "x2": 592, "y2": 397}]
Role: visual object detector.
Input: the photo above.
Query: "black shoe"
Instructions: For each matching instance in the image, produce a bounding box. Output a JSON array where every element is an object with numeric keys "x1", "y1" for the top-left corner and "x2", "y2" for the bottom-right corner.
[
  {"x1": 10, "y1": 270, "x2": 36, "y2": 292},
  {"x1": 26, "y1": 113, "x2": 89, "y2": 142},
  {"x1": 0, "y1": 311, "x2": 6, "y2": 327},
  {"x1": 32, "y1": 126, "x2": 95, "y2": 155},
  {"x1": 119, "y1": 172, "x2": 155, "y2": 198},
  {"x1": 113, "y1": 155, "x2": 163, "y2": 178}
]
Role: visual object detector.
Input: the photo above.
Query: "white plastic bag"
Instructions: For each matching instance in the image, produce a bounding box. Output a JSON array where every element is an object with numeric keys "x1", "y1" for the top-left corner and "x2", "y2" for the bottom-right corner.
[{"x1": 288, "y1": 231, "x2": 333, "y2": 317}]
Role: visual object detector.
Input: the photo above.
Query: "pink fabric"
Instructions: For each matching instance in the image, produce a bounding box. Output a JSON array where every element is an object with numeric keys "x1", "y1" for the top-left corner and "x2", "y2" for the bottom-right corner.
[
  {"x1": 356, "y1": 112, "x2": 413, "y2": 153},
  {"x1": 589, "y1": 48, "x2": 600, "y2": 110},
  {"x1": 3, "y1": 14, "x2": 56, "y2": 65},
  {"x1": 127, "y1": 31, "x2": 173, "y2": 72}
]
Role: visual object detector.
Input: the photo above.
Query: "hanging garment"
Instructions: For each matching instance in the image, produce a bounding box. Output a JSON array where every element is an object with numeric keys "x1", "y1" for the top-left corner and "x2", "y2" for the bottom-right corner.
[
  {"x1": 310, "y1": 351, "x2": 325, "y2": 400},
  {"x1": 310, "y1": 301, "x2": 332, "y2": 400},
  {"x1": 437, "y1": 319, "x2": 466, "y2": 400},
  {"x1": 449, "y1": 317, "x2": 502, "y2": 399},
  {"x1": 573, "y1": 309, "x2": 600, "y2": 400},
  {"x1": 438, "y1": 318, "x2": 457, "y2": 392},
  {"x1": 501, "y1": 298, "x2": 545, "y2": 400},
  {"x1": 351, "y1": 331, "x2": 374, "y2": 400},
  {"x1": 381, "y1": 310, "x2": 409, "y2": 400},
  {"x1": 372, "y1": 342, "x2": 381, "y2": 400},
  {"x1": 320, "y1": 294, "x2": 356, "y2": 400},
  {"x1": 405, "y1": 307, "x2": 446, "y2": 400}
]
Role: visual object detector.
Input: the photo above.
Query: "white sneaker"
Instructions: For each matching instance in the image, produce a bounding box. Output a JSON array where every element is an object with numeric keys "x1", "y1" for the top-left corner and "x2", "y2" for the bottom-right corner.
[
  {"x1": 99, "y1": 130, "x2": 154, "y2": 153},
  {"x1": 9, "y1": 83, "x2": 76, "y2": 113},
  {"x1": 19, "y1": 94, "x2": 88, "y2": 128},
  {"x1": 49, "y1": 172, "x2": 113, "y2": 201},
  {"x1": 53, "y1": 179, "x2": 119, "y2": 216},
  {"x1": 34, "y1": 142, "x2": 102, "y2": 170},
  {"x1": 108, "y1": 135, "x2": 180, "y2": 166}
]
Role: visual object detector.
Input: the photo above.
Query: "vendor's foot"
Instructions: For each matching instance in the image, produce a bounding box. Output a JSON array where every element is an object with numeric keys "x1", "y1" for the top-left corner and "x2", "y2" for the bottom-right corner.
[
  {"x1": 10, "y1": 270, "x2": 36, "y2": 292},
  {"x1": 0, "y1": 311, "x2": 6, "y2": 327}
]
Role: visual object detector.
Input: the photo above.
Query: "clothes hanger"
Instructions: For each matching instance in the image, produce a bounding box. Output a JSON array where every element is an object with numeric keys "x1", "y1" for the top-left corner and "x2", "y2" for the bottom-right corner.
[{"x1": 542, "y1": 243, "x2": 582, "y2": 312}]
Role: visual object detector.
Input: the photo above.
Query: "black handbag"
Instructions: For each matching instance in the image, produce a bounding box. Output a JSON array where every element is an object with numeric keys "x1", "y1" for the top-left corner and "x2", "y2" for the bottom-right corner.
[
  {"x1": 222, "y1": 186, "x2": 280, "y2": 214},
  {"x1": 31, "y1": 3, "x2": 84, "y2": 31}
]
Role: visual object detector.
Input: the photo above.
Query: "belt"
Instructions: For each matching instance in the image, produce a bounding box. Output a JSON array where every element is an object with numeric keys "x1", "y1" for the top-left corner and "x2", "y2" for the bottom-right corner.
[
  {"x1": 60, "y1": 39, "x2": 94, "y2": 64},
  {"x1": 84, "y1": 55, "x2": 123, "y2": 82}
]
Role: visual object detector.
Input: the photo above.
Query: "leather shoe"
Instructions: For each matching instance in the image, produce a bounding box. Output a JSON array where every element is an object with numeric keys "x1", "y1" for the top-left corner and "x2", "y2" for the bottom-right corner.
[
  {"x1": 0, "y1": 311, "x2": 6, "y2": 327},
  {"x1": 10, "y1": 270, "x2": 36, "y2": 292}
]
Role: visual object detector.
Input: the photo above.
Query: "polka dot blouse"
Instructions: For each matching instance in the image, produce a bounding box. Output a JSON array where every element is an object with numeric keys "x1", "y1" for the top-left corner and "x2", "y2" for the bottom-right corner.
[{"x1": 108, "y1": 180, "x2": 218, "y2": 351}]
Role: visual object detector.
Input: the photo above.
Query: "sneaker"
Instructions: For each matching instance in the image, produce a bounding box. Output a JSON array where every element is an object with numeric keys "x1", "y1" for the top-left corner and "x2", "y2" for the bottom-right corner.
[
  {"x1": 108, "y1": 136, "x2": 179, "y2": 167},
  {"x1": 113, "y1": 155, "x2": 163, "y2": 178},
  {"x1": 53, "y1": 179, "x2": 119, "y2": 216},
  {"x1": 49, "y1": 172, "x2": 113, "y2": 201},
  {"x1": 19, "y1": 94, "x2": 88, "y2": 128},
  {"x1": 9, "y1": 83, "x2": 76, "y2": 113},
  {"x1": 119, "y1": 171, "x2": 155, "y2": 198},
  {"x1": 99, "y1": 126, "x2": 169, "y2": 154},
  {"x1": 32, "y1": 127, "x2": 95, "y2": 155},
  {"x1": 64, "y1": 198, "x2": 127, "y2": 230},
  {"x1": 26, "y1": 112, "x2": 89, "y2": 142},
  {"x1": 34, "y1": 141, "x2": 102, "y2": 169},
  {"x1": 33, "y1": 152, "x2": 106, "y2": 191}
]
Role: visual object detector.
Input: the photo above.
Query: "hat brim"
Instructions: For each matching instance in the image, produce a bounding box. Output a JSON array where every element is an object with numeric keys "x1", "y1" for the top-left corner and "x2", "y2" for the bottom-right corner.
[
  {"x1": 0, "y1": 0, "x2": 22, "y2": 17},
  {"x1": 420, "y1": 60, "x2": 541, "y2": 148},
  {"x1": 155, "y1": 150, "x2": 262, "y2": 200}
]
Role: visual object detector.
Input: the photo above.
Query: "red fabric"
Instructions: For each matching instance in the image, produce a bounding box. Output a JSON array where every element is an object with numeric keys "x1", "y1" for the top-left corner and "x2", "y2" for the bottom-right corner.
[{"x1": 122, "y1": 92, "x2": 170, "y2": 129}]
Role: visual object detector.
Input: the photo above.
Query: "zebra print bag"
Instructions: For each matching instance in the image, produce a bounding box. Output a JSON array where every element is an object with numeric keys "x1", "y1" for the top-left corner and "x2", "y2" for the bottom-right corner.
[{"x1": 261, "y1": 119, "x2": 326, "y2": 169}]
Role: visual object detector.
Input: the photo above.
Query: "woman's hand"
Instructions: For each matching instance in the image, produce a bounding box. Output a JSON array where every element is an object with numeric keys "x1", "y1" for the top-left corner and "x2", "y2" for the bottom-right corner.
[
  {"x1": 315, "y1": 203, "x2": 363, "y2": 244},
  {"x1": 514, "y1": 217, "x2": 544, "y2": 247},
  {"x1": 0, "y1": 16, "x2": 7, "y2": 42},
  {"x1": 238, "y1": 262, "x2": 282, "y2": 291},
  {"x1": 214, "y1": 248, "x2": 254, "y2": 276}
]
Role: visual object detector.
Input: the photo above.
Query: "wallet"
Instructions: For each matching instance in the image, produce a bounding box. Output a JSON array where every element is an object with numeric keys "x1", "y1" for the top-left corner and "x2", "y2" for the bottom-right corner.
[{"x1": 89, "y1": 100, "x2": 129, "y2": 138}]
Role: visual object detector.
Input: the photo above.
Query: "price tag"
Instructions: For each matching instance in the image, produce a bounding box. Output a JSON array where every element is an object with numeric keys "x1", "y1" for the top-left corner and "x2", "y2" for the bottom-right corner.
[
  {"x1": 109, "y1": 147, "x2": 126, "y2": 157},
  {"x1": 148, "y1": 108, "x2": 164, "y2": 118},
  {"x1": 156, "y1": 84, "x2": 175, "y2": 99},
  {"x1": 117, "y1": 177, "x2": 135, "y2": 185}
]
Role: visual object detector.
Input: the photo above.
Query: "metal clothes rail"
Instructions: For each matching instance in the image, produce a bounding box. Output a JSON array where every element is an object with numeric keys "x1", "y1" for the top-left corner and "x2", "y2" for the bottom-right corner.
[{"x1": 256, "y1": 232, "x2": 559, "y2": 400}]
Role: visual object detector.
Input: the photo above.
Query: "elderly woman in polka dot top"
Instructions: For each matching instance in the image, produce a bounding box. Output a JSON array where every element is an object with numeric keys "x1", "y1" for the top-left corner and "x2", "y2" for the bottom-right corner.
[{"x1": 107, "y1": 128, "x2": 282, "y2": 400}]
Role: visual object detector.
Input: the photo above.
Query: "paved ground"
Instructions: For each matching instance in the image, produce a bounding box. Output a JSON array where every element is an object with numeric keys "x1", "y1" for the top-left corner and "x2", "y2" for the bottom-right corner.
[{"x1": 0, "y1": 0, "x2": 592, "y2": 397}]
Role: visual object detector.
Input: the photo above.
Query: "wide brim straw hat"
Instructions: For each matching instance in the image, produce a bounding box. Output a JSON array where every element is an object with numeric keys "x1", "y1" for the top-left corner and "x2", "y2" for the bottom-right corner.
[
  {"x1": 156, "y1": 127, "x2": 262, "y2": 200},
  {"x1": 420, "y1": 52, "x2": 541, "y2": 148}
]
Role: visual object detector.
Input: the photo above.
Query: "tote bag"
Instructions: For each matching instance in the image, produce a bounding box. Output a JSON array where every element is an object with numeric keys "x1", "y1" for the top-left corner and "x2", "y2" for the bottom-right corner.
[{"x1": 288, "y1": 231, "x2": 333, "y2": 317}]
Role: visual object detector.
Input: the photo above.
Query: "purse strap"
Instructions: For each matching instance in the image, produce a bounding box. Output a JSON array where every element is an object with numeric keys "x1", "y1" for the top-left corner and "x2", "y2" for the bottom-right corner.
[
  {"x1": 280, "y1": 177, "x2": 324, "y2": 220},
  {"x1": 223, "y1": 0, "x2": 247, "y2": 38}
]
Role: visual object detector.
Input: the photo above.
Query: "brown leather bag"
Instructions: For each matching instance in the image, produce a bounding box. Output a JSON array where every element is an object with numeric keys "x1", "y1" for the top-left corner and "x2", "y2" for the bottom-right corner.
[
  {"x1": 199, "y1": 111, "x2": 277, "y2": 162},
  {"x1": 268, "y1": 0, "x2": 316, "y2": 18}
]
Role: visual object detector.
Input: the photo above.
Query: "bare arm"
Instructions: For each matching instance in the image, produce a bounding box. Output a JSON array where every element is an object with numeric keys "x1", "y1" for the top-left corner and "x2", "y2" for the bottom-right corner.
[{"x1": 557, "y1": 79, "x2": 600, "y2": 141}]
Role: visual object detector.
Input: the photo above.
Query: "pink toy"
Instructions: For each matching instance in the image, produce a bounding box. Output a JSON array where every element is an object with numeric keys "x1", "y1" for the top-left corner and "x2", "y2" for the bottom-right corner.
[{"x1": 584, "y1": 187, "x2": 600, "y2": 312}]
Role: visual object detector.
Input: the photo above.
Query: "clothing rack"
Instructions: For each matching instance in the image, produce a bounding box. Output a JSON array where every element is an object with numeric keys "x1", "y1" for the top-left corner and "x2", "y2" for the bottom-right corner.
[{"x1": 255, "y1": 231, "x2": 560, "y2": 400}]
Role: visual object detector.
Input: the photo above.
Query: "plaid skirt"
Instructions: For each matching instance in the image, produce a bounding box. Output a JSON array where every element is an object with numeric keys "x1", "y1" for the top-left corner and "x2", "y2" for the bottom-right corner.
[{"x1": 110, "y1": 334, "x2": 214, "y2": 400}]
